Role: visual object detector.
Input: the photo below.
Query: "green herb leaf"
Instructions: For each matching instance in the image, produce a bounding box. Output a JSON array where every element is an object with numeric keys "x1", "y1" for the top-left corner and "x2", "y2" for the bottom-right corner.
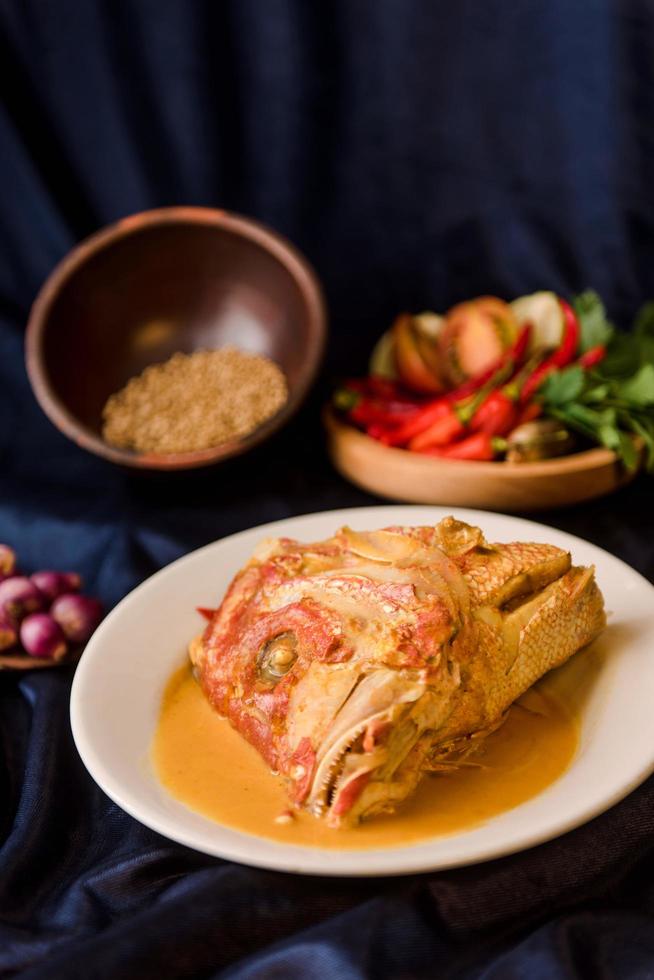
[
  {"x1": 539, "y1": 366, "x2": 585, "y2": 405},
  {"x1": 617, "y1": 364, "x2": 654, "y2": 407},
  {"x1": 547, "y1": 406, "x2": 594, "y2": 440},
  {"x1": 573, "y1": 290, "x2": 615, "y2": 352},
  {"x1": 582, "y1": 384, "x2": 610, "y2": 403},
  {"x1": 534, "y1": 295, "x2": 650, "y2": 473},
  {"x1": 628, "y1": 417, "x2": 654, "y2": 471},
  {"x1": 617, "y1": 431, "x2": 640, "y2": 470},
  {"x1": 581, "y1": 405, "x2": 617, "y2": 428},
  {"x1": 597, "y1": 422, "x2": 621, "y2": 451},
  {"x1": 596, "y1": 420, "x2": 639, "y2": 469}
]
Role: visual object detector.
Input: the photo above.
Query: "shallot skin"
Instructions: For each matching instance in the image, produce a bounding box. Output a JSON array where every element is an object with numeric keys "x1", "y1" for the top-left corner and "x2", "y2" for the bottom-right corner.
[
  {"x1": 0, "y1": 615, "x2": 17, "y2": 651},
  {"x1": 20, "y1": 613, "x2": 67, "y2": 660},
  {"x1": 0, "y1": 545, "x2": 16, "y2": 576},
  {"x1": 0, "y1": 577, "x2": 44, "y2": 623},
  {"x1": 30, "y1": 571, "x2": 82, "y2": 602},
  {"x1": 50, "y1": 594, "x2": 103, "y2": 643}
]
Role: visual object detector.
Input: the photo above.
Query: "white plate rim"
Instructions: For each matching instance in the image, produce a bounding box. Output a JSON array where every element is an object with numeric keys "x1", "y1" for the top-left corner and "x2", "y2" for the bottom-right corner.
[{"x1": 70, "y1": 505, "x2": 654, "y2": 876}]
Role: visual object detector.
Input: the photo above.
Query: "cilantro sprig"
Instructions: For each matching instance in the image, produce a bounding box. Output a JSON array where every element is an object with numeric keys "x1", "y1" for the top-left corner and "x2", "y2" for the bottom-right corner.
[
  {"x1": 539, "y1": 294, "x2": 654, "y2": 471},
  {"x1": 573, "y1": 290, "x2": 614, "y2": 352}
]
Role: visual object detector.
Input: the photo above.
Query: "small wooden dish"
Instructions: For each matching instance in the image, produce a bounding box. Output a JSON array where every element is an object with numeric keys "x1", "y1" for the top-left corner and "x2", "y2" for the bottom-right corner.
[
  {"x1": 0, "y1": 649, "x2": 82, "y2": 671},
  {"x1": 324, "y1": 408, "x2": 639, "y2": 511}
]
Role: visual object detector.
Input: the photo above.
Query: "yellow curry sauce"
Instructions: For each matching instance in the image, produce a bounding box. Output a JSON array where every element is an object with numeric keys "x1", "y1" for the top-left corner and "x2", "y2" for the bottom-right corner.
[{"x1": 152, "y1": 664, "x2": 579, "y2": 849}]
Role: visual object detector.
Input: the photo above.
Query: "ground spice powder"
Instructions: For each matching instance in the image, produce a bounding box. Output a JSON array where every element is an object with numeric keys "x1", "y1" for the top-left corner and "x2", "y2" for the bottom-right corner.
[{"x1": 102, "y1": 348, "x2": 288, "y2": 454}]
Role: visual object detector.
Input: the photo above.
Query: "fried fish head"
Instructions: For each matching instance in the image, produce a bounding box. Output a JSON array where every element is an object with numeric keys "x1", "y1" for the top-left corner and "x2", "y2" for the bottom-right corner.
[{"x1": 190, "y1": 518, "x2": 605, "y2": 827}]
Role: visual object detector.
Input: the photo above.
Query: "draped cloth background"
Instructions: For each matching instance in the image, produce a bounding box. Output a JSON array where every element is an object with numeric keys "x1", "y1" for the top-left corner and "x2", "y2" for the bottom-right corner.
[{"x1": 2, "y1": 1, "x2": 654, "y2": 976}]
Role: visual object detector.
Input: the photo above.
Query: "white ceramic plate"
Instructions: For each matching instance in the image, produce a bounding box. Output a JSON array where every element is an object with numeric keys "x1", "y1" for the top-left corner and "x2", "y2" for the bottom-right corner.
[{"x1": 70, "y1": 506, "x2": 654, "y2": 876}]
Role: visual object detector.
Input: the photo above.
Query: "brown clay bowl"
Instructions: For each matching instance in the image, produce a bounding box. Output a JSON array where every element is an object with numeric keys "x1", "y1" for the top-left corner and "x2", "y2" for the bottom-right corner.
[
  {"x1": 26, "y1": 207, "x2": 326, "y2": 470},
  {"x1": 325, "y1": 407, "x2": 640, "y2": 512}
]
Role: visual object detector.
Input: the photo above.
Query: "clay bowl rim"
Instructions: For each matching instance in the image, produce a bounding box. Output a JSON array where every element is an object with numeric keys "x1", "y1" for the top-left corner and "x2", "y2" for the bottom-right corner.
[{"x1": 25, "y1": 206, "x2": 327, "y2": 471}]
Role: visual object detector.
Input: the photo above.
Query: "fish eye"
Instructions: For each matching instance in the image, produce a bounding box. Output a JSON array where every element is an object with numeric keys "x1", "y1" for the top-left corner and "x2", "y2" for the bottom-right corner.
[{"x1": 258, "y1": 632, "x2": 297, "y2": 684}]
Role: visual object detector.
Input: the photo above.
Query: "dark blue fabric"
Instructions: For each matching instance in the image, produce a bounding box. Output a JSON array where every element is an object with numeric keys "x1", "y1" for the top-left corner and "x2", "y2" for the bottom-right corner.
[{"x1": 2, "y1": 1, "x2": 654, "y2": 976}]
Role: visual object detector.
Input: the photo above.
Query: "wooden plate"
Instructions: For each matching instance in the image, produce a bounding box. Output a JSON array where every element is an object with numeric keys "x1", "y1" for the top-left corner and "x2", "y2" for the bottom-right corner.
[
  {"x1": 0, "y1": 648, "x2": 82, "y2": 671},
  {"x1": 324, "y1": 408, "x2": 639, "y2": 511}
]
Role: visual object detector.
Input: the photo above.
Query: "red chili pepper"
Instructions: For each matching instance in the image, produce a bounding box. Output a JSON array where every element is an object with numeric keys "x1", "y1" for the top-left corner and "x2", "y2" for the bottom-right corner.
[
  {"x1": 420, "y1": 433, "x2": 507, "y2": 461},
  {"x1": 350, "y1": 323, "x2": 532, "y2": 448},
  {"x1": 379, "y1": 398, "x2": 451, "y2": 445},
  {"x1": 342, "y1": 376, "x2": 422, "y2": 404},
  {"x1": 409, "y1": 363, "x2": 515, "y2": 451},
  {"x1": 365, "y1": 377, "x2": 411, "y2": 400},
  {"x1": 519, "y1": 364, "x2": 554, "y2": 402},
  {"x1": 350, "y1": 398, "x2": 419, "y2": 429},
  {"x1": 457, "y1": 349, "x2": 545, "y2": 440},
  {"x1": 442, "y1": 322, "x2": 532, "y2": 403},
  {"x1": 519, "y1": 300, "x2": 580, "y2": 402},
  {"x1": 553, "y1": 300, "x2": 580, "y2": 364},
  {"x1": 509, "y1": 322, "x2": 533, "y2": 365},
  {"x1": 408, "y1": 406, "x2": 470, "y2": 450},
  {"x1": 349, "y1": 402, "x2": 371, "y2": 428},
  {"x1": 366, "y1": 423, "x2": 390, "y2": 441},
  {"x1": 469, "y1": 390, "x2": 519, "y2": 436},
  {"x1": 577, "y1": 344, "x2": 606, "y2": 369},
  {"x1": 514, "y1": 401, "x2": 543, "y2": 426},
  {"x1": 432, "y1": 348, "x2": 541, "y2": 444},
  {"x1": 334, "y1": 386, "x2": 421, "y2": 433}
]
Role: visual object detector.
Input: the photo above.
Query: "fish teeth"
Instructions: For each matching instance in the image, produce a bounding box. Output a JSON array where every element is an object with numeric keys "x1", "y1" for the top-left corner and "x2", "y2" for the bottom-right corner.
[{"x1": 310, "y1": 718, "x2": 371, "y2": 813}]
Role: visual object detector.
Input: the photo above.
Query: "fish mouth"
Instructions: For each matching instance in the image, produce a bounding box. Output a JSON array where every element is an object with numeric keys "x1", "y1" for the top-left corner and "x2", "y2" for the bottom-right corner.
[{"x1": 305, "y1": 668, "x2": 428, "y2": 825}]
